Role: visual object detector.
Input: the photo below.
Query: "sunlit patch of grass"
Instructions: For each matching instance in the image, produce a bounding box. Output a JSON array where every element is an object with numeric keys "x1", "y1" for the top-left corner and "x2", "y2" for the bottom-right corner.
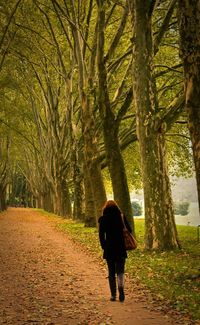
[
  {"x1": 126, "y1": 222, "x2": 200, "y2": 320},
  {"x1": 37, "y1": 209, "x2": 200, "y2": 321}
]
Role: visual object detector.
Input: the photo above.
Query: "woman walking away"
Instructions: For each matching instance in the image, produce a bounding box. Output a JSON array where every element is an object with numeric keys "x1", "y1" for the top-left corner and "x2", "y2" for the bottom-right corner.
[{"x1": 98, "y1": 200, "x2": 132, "y2": 302}]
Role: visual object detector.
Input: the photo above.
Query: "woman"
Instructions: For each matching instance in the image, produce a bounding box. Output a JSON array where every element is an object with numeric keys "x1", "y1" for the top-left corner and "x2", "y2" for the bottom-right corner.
[{"x1": 98, "y1": 200, "x2": 132, "y2": 302}]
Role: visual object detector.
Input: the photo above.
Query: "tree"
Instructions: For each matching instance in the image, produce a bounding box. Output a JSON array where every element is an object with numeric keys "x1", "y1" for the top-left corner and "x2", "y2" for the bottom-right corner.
[
  {"x1": 0, "y1": 0, "x2": 23, "y2": 71},
  {"x1": 51, "y1": 0, "x2": 107, "y2": 226},
  {"x1": 129, "y1": 0, "x2": 180, "y2": 249},
  {"x1": 178, "y1": 0, "x2": 200, "y2": 216},
  {"x1": 0, "y1": 0, "x2": 196, "y2": 239},
  {"x1": 0, "y1": 1, "x2": 73, "y2": 217},
  {"x1": 0, "y1": 1, "x2": 24, "y2": 212},
  {"x1": 96, "y1": 0, "x2": 134, "y2": 230},
  {"x1": 0, "y1": 137, "x2": 10, "y2": 211}
]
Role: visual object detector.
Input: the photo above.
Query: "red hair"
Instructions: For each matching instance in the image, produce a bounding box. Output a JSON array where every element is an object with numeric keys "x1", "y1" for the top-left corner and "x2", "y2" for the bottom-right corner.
[{"x1": 102, "y1": 200, "x2": 121, "y2": 214}]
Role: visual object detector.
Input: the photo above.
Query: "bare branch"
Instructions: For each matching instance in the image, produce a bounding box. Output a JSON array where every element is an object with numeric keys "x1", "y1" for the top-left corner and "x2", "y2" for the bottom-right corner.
[
  {"x1": 105, "y1": 3, "x2": 129, "y2": 62},
  {"x1": 0, "y1": 0, "x2": 22, "y2": 50},
  {"x1": 154, "y1": 63, "x2": 182, "y2": 78},
  {"x1": 154, "y1": 0, "x2": 177, "y2": 55},
  {"x1": 116, "y1": 87, "x2": 133, "y2": 125}
]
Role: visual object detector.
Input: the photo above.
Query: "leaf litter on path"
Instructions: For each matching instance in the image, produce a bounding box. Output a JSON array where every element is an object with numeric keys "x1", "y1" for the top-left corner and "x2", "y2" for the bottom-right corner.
[{"x1": 0, "y1": 208, "x2": 196, "y2": 325}]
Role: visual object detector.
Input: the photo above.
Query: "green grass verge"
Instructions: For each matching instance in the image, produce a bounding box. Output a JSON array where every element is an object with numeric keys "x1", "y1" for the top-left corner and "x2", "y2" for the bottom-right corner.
[{"x1": 36, "y1": 209, "x2": 200, "y2": 321}]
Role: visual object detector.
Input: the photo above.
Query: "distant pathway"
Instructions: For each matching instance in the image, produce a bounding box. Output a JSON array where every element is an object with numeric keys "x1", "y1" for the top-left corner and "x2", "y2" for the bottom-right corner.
[{"x1": 0, "y1": 208, "x2": 189, "y2": 324}]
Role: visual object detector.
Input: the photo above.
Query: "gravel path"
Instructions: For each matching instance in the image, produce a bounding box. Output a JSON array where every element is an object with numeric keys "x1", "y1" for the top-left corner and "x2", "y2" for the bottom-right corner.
[{"x1": 0, "y1": 208, "x2": 191, "y2": 325}]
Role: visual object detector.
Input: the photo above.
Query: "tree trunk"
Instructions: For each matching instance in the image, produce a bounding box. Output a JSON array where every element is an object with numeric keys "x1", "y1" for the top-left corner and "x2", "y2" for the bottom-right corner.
[
  {"x1": 43, "y1": 189, "x2": 54, "y2": 213},
  {"x1": 83, "y1": 164, "x2": 96, "y2": 227},
  {"x1": 71, "y1": 15, "x2": 107, "y2": 224},
  {"x1": 178, "y1": 0, "x2": 200, "y2": 215},
  {"x1": 0, "y1": 187, "x2": 6, "y2": 211},
  {"x1": 61, "y1": 178, "x2": 72, "y2": 217},
  {"x1": 81, "y1": 102, "x2": 107, "y2": 223},
  {"x1": 72, "y1": 161, "x2": 85, "y2": 221},
  {"x1": 130, "y1": 0, "x2": 180, "y2": 249},
  {"x1": 141, "y1": 129, "x2": 180, "y2": 249},
  {"x1": 96, "y1": 0, "x2": 134, "y2": 230},
  {"x1": 53, "y1": 178, "x2": 72, "y2": 217},
  {"x1": 102, "y1": 118, "x2": 134, "y2": 230},
  {"x1": 71, "y1": 138, "x2": 85, "y2": 221},
  {"x1": 36, "y1": 195, "x2": 43, "y2": 209}
]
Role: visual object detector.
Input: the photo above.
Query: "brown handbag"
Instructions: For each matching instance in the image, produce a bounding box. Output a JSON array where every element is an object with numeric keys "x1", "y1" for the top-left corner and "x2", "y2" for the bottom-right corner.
[{"x1": 121, "y1": 214, "x2": 137, "y2": 250}]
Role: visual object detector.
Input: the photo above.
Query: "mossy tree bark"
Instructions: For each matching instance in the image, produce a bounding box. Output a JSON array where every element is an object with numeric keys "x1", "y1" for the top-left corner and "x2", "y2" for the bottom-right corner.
[
  {"x1": 68, "y1": 1, "x2": 107, "y2": 225},
  {"x1": 96, "y1": 0, "x2": 134, "y2": 230},
  {"x1": 0, "y1": 138, "x2": 9, "y2": 212},
  {"x1": 0, "y1": 185, "x2": 6, "y2": 212},
  {"x1": 83, "y1": 163, "x2": 96, "y2": 227},
  {"x1": 130, "y1": 0, "x2": 180, "y2": 249},
  {"x1": 72, "y1": 148, "x2": 85, "y2": 222},
  {"x1": 178, "y1": 0, "x2": 200, "y2": 215}
]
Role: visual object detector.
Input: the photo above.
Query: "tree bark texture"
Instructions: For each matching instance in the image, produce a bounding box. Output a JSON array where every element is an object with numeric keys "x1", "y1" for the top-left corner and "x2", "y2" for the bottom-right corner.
[
  {"x1": 0, "y1": 186, "x2": 6, "y2": 212},
  {"x1": 72, "y1": 156, "x2": 85, "y2": 222},
  {"x1": 70, "y1": 8, "x2": 107, "y2": 223},
  {"x1": 0, "y1": 139, "x2": 9, "y2": 212},
  {"x1": 131, "y1": 0, "x2": 180, "y2": 249},
  {"x1": 42, "y1": 189, "x2": 54, "y2": 213},
  {"x1": 83, "y1": 165, "x2": 96, "y2": 227},
  {"x1": 178, "y1": 0, "x2": 200, "y2": 215},
  {"x1": 97, "y1": 0, "x2": 134, "y2": 230}
]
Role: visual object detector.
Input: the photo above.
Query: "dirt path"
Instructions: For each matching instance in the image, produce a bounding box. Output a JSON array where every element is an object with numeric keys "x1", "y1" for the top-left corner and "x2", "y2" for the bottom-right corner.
[{"x1": 0, "y1": 208, "x2": 190, "y2": 325}]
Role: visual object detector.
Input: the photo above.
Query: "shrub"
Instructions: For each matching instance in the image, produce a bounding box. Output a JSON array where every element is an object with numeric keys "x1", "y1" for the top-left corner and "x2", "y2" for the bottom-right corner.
[
  {"x1": 131, "y1": 201, "x2": 143, "y2": 216},
  {"x1": 174, "y1": 201, "x2": 190, "y2": 215}
]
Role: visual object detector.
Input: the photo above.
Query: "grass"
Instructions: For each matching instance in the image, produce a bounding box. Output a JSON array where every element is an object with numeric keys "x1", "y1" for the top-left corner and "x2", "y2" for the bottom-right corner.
[
  {"x1": 126, "y1": 222, "x2": 200, "y2": 320},
  {"x1": 36, "y1": 209, "x2": 200, "y2": 321}
]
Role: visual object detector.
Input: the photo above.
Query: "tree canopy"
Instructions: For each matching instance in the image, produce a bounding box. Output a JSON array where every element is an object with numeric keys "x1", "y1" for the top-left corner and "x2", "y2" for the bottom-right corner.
[{"x1": 0, "y1": 0, "x2": 199, "y2": 250}]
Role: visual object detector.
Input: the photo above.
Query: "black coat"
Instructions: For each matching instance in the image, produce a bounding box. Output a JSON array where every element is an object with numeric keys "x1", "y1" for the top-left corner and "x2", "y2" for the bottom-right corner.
[{"x1": 98, "y1": 207, "x2": 132, "y2": 261}]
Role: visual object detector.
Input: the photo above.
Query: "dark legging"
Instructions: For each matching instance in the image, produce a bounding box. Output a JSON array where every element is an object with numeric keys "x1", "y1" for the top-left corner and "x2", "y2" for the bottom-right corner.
[
  {"x1": 106, "y1": 258, "x2": 126, "y2": 301},
  {"x1": 106, "y1": 258, "x2": 125, "y2": 278}
]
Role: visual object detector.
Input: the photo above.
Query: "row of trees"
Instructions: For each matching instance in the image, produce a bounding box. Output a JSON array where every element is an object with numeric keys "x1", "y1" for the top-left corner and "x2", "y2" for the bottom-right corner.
[
  {"x1": 0, "y1": 0, "x2": 199, "y2": 249},
  {"x1": 130, "y1": 200, "x2": 190, "y2": 217}
]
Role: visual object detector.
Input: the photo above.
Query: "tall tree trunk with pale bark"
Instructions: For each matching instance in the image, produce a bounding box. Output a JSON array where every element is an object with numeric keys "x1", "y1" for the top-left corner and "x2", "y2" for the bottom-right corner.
[
  {"x1": 129, "y1": 0, "x2": 180, "y2": 249},
  {"x1": 178, "y1": 0, "x2": 200, "y2": 215},
  {"x1": 69, "y1": 4, "x2": 107, "y2": 224},
  {"x1": 72, "y1": 149, "x2": 85, "y2": 222}
]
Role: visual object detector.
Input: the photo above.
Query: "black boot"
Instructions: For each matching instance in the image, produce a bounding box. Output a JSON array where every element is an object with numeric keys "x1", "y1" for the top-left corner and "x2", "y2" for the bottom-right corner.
[
  {"x1": 117, "y1": 273, "x2": 125, "y2": 302},
  {"x1": 108, "y1": 276, "x2": 116, "y2": 301}
]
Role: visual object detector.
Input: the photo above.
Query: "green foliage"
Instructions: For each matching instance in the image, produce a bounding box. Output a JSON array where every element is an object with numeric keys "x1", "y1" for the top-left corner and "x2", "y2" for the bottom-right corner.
[
  {"x1": 167, "y1": 123, "x2": 194, "y2": 178},
  {"x1": 174, "y1": 201, "x2": 190, "y2": 216},
  {"x1": 179, "y1": 202, "x2": 190, "y2": 216},
  {"x1": 8, "y1": 172, "x2": 32, "y2": 207},
  {"x1": 0, "y1": 0, "x2": 197, "y2": 224},
  {"x1": 102, "y1": 168, "x2": 113, "y2": 194},
  {"x1": 131, "y1": 201, "x2": 142, "y2": 216},
  {"x1": 41, "y1": 210, "x2": 200, "y2": 321},
  {"x1": 122, "y1": 142, "x2": 142, "y2": 190}
]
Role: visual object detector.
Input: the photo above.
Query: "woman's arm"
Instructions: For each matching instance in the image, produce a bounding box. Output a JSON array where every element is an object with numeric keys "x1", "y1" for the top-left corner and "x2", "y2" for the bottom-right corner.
[{"x1": 98, "y1": 217, "x2": 106, "y2": 249}]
